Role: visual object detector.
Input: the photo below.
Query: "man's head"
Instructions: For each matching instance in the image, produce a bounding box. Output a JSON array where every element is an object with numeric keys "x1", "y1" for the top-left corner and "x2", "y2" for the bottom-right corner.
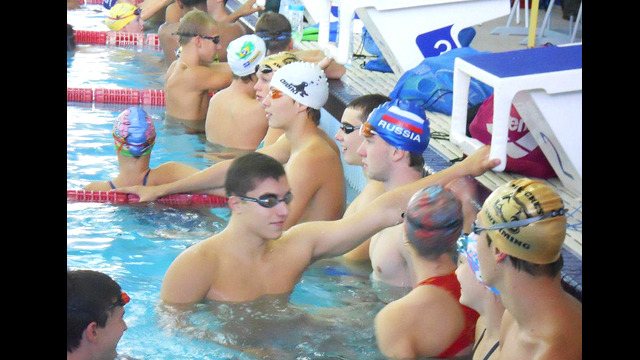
[
  {"x1": 67, "y1": 269, "x2": 129, "y2": 356},
  {"x1": 113, "y1": 107, "x2": 156, "y2": 158},
  {"x1": 475, "y1": 178, "x2": 567, "y2": 279},
  {"x1": 175, "y1": 9, "x2": 220, "y2": 62},
  {"x1": 105, "y1": 3, "x2": 144, "y2": 33},
  {"x1": 254, "y1": 51, "x2": 300, "y2": 104},
  {"x1": 227, "y1": 34, "x2": 266, "y2": 82},
  {"x1": 255, "y1": 11, "x2": 292, "y2": 54},
  {"x1": 225, "y1": 153, "x2": 291, "y2": 237},
  {"x1": 358, "y1": 99, "x2": 430, "y2": 179},
  {"x1": 267, "y1": 61, "x2": 328, "y2": 125},
  {"x1": 336, "y1": 94, "x2": 391, "y2": 166},
  {"x1": 403, "y1": 185, "x2": 464, "y2": 261}
]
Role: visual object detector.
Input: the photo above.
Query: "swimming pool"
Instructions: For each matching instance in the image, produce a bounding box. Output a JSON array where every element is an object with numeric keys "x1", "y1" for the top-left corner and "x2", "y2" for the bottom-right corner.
[{"x1": 67, "y1": 8, "x2": 383, "y2": 359}]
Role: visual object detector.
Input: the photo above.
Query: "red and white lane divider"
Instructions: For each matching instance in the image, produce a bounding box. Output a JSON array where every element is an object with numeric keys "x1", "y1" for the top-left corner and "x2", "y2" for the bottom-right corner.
[
  {"x1": 67, "y1": 87, "x2": 165, "y2": 105},
  {"x1": 67, "y1": 190, "x2": 229, "y2": 208},
  {"x1": 73, "y1": 30, "x2": 161, "y2": 49}
]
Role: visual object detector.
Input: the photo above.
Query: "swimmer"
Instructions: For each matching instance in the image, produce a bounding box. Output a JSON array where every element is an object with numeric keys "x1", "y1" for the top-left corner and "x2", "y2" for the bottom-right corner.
[
  {"x1": 255, "y1": 11, "x2": 346, "y2": 79},
  {"x1": 357, "y1": 99, "x2": 432, "y2": 302},
  {"x1": 375, "y1": 185, "x2": 480, "y2": 358},
  {"x1": 455, "y1": 232, "x2": 504, "y2": 360},
  {"x1": 205, "y1": 34, "x2": 268, "y2": 151},
  {"x1": 83, "y1": 107, "x2": 201, "y2": 191},
  {"x1": 67, "y1": 269, "x2": 129, "y2": 360},
  {"x1": 335, "y1": 94, "x2": 390, "y2": 262},
  {"x1": 121, "y1": 62, "x2": 346, "y2": 229},
  {"x1": 163, "y1": 9, "x2": 233, "y2": 131},
  {"x1": 474, "y1": 179, "x2": 582, "y2": 359},
  {"x1": 159, "y1": 147, "x2": 499, "y2": 304},
  {"x1": 105, "y1": 3, "x2": 145, "y2": 33}
]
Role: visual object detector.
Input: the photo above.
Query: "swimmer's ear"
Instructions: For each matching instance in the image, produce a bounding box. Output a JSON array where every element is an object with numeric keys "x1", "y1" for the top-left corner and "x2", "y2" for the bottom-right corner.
[
  {"x1": 390, "y1": 148, "x2": 406, "y2": 162},
  {"x1": 494, "y1": 247, "x2": 508, "y2": 263},
  {"x1": 227, "y1": 195, "x2": 242, "y2": 213}
]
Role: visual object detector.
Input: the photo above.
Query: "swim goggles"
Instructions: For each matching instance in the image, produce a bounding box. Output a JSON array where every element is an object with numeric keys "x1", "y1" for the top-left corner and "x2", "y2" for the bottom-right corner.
[
  {"x1": 457, "y1": 234, "x2": 500, "y2": 295},
  {"x1": 340, "y1": 122, "x2": 361, "y2": 135},
  {"x1": 269, "y1": 88, "x2": 284, "y2": 99},
  {"x1": 471, "y1": 208, "x2": 566, "y2": 235},
  {"x1": 113, "y1": 133, "x2": 156, "y2": 157},
  {"x1": 255, "y1": 31, "x2": 291, "y2": 42},
  {"x1": 359, "y1": 122, "x2": 378, "y2": 137},
  {"x1": 172, "y1": 32, "x2": 220, "y2": 44},
  {"x1": 108, "y1": 291, "x2": 131, "y2": 310},
  {"x1": 236, "y1": 192, "x2": 293, "y2": 208}
]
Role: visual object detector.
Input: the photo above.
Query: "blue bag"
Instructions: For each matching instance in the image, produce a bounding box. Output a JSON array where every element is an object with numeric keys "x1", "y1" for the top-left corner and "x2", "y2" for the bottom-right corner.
[{"x1": 388, "y1": 47, "x2": 494, "y2": 115}]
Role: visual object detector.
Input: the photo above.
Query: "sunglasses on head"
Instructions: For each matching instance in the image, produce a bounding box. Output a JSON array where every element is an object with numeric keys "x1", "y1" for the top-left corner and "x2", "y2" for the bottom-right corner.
[
  {"x1": 173, "y1": 32, "x2": 220, "y2": 44},
  {"x1": 340, "y1": 122, "x2": 361, "y2": 135},
  {"x1": 359, "y1": 122, "x2": 378, "y2": 137},
  {"x1": 471, "y1": 208, "x2": 566, "y2": 235},
  {"x1": 108, "y1": 291, "x2": 130, "y2": 310},
  {"x1": 236, "y1": 192, "x2": 293, "y2": 208}
]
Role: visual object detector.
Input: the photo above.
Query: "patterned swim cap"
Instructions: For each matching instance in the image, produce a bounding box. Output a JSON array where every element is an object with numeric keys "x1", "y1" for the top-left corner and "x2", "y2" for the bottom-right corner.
[
  {"x1": 479, "y1": 178, "x2": 566, "y2": 264},
  {"x1": 227, "y1": 35, "x2": 266, "y2": 76},
  {"x1": 403, "y1": 185, "x2": 463, "y2": 258},
  {"x1": 105, "y1": 3, "x2": 140, "y2": 31},
  {"x1": 257, "y1": 51, "x2": 299, "y2": 74},
  {"x1": 270, "y1": 61, "x2": 328, "y2": 110},
  {"x1": 113, "y1": 107, "x2": 156, "y2": 157},
  {"x1": 363, "y1": 99, "x2": 430, "y2": 154},
  {"x1": 458, "y1": 233, "x2": 500, "y2": 295}
]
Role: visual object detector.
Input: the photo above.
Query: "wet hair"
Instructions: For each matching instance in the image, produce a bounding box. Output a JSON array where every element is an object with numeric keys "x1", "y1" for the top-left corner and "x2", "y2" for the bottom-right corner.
[
  {"x1": 347, "y1": 94, "x2": 391, "y2": 122},
  {"x1": 255, "y1": 11, "x2": 292, "y2": 54},
  {"x1": 232, "y1": 73, "x2": 257, "y2": 84},
  {"x1": 306, "y1": 108, "x2": 321, "y2": 125},
  {"x1": 224, "y1": 152, "x2": 286, "y2": 197},
  {"x1": 176, "y1": 8, "x2": 218, "y2": 46},
  {"x1": 67, "y1": 270, "x2": 122, "y2": 353},
  {"x1": 408, "y1": 152, "x2": 426, "y2": 173}
]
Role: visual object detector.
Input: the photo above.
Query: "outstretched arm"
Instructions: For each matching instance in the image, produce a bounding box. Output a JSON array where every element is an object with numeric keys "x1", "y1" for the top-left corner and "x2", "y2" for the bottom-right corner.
[
  {"x1": 289, "y1": 146, "x2": 499, "y2": 260},
  {"x1": 220, "y1": 0, "x2": 263, "y2": 23}
]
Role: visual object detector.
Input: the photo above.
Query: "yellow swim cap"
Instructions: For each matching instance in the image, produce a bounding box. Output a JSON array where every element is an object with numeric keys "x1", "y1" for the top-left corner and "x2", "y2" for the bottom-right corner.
[
  {"x1": 257, "y1": 51, "x2": 299, "y2": 74},
  {"x1": 479, "y1": 178, "x2": 566, "y2": 264},
  {"x1": 105, "y1": 3, "x2": 140, "y2": 31}
]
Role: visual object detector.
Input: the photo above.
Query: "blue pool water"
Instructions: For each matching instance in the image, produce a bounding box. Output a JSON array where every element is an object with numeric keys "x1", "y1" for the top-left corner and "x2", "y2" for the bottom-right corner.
[{"x1": 67, "y1": 9, "x2": 382, "y2": 359}]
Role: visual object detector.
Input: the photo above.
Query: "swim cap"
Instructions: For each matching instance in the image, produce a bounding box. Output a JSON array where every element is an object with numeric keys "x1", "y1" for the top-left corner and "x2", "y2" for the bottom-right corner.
[
  {"x1": 459, "y1": 233, "x2": 500, "y2": 295},
  {"x1": 105, "y1": 3, "x2": 140, "y2": 31},
  {"x1": 364, "y1": 99, "x2": 430, "y2": 154},
  {"x1": 257, "y1": 51, "x2": 299, "y2": 74},
  {"x1": 479, "y1": 178, "x2": 566, "y2": 264},
  {"x1": 113, "y1": 107, "x2": 156, "y2": 157},
  {"x1": 404, "y1": 185, "x2": 463, "y2": 258},
  {"x1": 270, "y1": 62, "x2": 329, "y2": 110},
  {"x1": 227, "y1": 35, "x2": 266, "y2": 76}
]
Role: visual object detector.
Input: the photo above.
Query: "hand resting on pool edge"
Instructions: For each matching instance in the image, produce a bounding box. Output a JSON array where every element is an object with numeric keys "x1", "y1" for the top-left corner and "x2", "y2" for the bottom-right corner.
[{"x1": 157, "y1": 147, "x2": 499, "y2": 305}]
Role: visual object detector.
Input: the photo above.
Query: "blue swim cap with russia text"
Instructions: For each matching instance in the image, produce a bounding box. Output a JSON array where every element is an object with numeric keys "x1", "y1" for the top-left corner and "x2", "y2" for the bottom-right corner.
[{"x1": 365, "y1": 99, "x2": 430, "y2": 154}]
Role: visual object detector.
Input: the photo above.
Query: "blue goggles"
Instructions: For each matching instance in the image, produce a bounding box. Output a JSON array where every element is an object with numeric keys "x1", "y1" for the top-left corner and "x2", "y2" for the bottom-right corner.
[{"x1": 457, "y1": 233, "x2": 500, "y2": 295}]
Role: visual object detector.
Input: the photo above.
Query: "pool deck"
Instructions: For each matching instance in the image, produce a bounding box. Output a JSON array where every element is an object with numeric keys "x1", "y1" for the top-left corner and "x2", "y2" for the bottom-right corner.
[{"x1": 228, "y1": 0, "x2": 581, "y2": 302}]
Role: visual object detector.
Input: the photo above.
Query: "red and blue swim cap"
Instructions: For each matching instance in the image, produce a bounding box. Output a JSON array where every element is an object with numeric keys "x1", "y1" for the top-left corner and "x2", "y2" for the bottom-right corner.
[
  {"x1": 113, "y1": 107, "x2": 156, "y2": 158},
  {"x1": 364, "y1": 99, "x2": 430, "y2": 154}
]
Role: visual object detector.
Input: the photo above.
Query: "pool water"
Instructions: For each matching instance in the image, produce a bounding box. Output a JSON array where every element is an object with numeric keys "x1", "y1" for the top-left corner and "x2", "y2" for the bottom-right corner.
[{"x1": 67, "y1": 10, "x2": 383, "y2": 358}]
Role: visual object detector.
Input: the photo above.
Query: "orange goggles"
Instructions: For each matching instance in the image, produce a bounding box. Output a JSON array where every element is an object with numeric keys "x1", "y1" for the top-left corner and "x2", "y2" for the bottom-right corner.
[
  {"x1": 359, "y1": 122, "x2": 378, "y2": 137},
  {"x1": 269, "y1": 88, "x2": 284, "y2": 99}
]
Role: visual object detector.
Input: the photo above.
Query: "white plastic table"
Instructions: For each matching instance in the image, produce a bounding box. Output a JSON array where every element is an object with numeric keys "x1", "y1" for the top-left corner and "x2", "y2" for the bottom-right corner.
[{"x1": 450, "y1": 44, "x2": 582, "y2": 177}]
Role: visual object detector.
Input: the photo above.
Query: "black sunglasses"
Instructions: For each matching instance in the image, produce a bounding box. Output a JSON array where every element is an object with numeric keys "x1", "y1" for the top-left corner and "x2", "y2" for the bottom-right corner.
[
  {"x1": 236, "y1": 192, "x2": 293, "y2": 208},
  {"x1": 340, "y1": 122, "x2": 361, "y2": 135},
  {"x1": 173, "y1": 32, "x2": 220, "y2": 44}
]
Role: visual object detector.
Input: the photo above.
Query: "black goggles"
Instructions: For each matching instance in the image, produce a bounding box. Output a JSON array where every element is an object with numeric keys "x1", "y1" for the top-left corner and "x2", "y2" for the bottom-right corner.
[
  {"x1": 236, "y1": 192, "x2": 293, "y2": 208},
  {"x1": 173, "y1": 32, "x2": 220, "y2": 44},
  {"x1": 340, "y1": 122, "x2": 361, "y2": 135},
  {"x1": 255, "y1": 31, "x2": 291, "y2": 42}
]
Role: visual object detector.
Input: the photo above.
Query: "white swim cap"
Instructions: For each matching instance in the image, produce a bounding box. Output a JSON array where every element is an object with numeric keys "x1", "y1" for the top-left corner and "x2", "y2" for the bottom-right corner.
[
  {"x1": 226, "y1": 35, "x2": 266, "y2": 76},
  {"x1": 270, "y1": 61, "x2": 328, "y2": 110}
]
